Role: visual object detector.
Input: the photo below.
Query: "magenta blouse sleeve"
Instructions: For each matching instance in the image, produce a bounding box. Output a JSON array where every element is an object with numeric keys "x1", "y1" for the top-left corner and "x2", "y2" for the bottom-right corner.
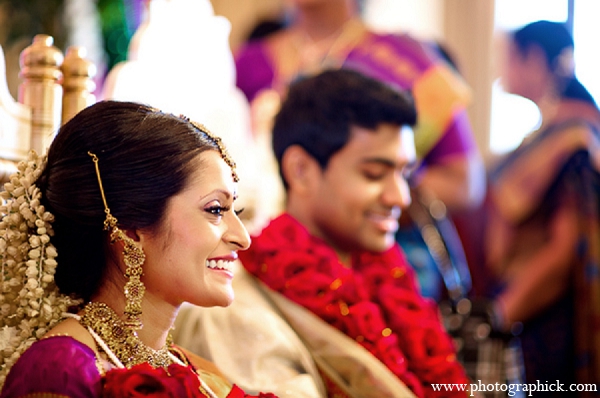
[{"x1": 0, "y1": 336, "x2": 102, "y2": 398}]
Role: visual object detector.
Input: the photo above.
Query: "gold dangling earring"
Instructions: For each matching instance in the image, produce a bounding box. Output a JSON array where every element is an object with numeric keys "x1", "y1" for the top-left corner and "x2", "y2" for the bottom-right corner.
[
  {"x1": 119, "y1": 231, "x2": 145, "y2": 330},
  {"x1": 88, "y1": 151, "x2": 145, "y2": 330}
]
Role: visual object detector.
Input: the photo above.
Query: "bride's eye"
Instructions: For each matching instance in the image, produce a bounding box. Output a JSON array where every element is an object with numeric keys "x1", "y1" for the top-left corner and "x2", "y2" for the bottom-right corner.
[{"x1": 206, "y1": 205, "x2": 231, "y2": 216}]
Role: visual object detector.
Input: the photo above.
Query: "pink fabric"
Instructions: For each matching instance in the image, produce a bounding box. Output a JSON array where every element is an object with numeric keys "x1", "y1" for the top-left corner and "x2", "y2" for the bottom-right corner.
[{"x1": 0, "y1": 336, "x2": 102, "y2": 397}]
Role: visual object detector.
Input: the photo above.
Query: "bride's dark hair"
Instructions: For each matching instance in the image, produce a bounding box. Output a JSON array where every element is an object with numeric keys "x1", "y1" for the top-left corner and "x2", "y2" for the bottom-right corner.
[{"x1": 37, "y1": 100, "x2": 220, "y2": 301}]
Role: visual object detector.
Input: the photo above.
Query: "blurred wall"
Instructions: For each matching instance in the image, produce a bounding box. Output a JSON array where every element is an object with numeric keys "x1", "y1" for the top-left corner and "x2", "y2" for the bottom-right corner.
[
  {"x1": 363, "y1": 0, "x2": 444, "y2": 39},
  {"x1": 445, "y1": 0, "x2": 495, "y2": 161}
]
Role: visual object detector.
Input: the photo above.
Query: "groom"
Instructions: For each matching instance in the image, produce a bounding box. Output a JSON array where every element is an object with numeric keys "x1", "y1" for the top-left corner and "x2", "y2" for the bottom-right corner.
[{"x1": 174, "y1": 68, "x2": 469, "y2": 397}]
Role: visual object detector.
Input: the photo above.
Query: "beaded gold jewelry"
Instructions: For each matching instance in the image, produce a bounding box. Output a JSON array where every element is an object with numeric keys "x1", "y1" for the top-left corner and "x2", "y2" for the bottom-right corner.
[
  {"x1": 179, "y1": 115, "x2": 239, "y2": 182},
  {"x1": 88, "y1": 151, "x2": 145, "y2": 330},
  {"x1": 77, "y1": 301, "x2": 220, "y2": 397},
  {"x1": 79, "y1": 302, "x2": 173, "y2": 368}
]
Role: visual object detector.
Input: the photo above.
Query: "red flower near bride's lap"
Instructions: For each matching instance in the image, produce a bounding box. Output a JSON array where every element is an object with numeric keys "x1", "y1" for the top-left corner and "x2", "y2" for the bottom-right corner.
[
  {"x1": 102, "y1": 363, "x2": 202, "y2": 398},
  {"x1": 102, "y1": 364, "x2": 280, "y2": 398},
  {"x1": 227, "y1": 384, "x2": 279, "y2": 398}
]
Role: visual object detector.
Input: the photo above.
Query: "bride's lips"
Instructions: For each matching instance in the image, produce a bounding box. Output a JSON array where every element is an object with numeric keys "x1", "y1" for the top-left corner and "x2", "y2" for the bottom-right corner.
[{"x1": 206, "y1": 254, "x2": 238, "y2": 273}]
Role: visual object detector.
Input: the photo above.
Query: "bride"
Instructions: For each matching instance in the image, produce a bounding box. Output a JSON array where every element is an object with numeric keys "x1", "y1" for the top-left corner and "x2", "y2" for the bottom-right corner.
[{"x1": 0, "y1": 100, "x2": 274, "y2": 398}]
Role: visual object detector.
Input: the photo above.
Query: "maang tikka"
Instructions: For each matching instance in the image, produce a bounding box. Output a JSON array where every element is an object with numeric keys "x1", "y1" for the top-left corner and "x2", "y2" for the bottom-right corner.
[
  {"x1": 178, "y1": 114, "x2": 239, "y2": 183},
  {"x1": 88, "y1": 151, "x2": 145, "y2": 330}
]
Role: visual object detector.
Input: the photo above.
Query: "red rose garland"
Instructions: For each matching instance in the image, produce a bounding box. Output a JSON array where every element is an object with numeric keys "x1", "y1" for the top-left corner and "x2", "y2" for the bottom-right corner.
[{"x1": 240, "y1": 214, "x2": 469, "y2": 398}]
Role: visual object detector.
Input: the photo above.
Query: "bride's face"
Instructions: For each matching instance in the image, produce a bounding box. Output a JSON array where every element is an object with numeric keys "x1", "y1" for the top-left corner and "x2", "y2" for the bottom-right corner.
[{"x1": 139, "y1": 151, "x2": 250, "y2": 308}]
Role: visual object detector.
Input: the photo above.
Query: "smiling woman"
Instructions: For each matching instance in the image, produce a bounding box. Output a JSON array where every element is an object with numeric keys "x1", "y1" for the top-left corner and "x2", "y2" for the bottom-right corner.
[
  {"x1": 0, "y1": 100, "x2": 274, "y2": 398},
  {"x1": 140, "y1": 150, "x2": 249, "y2": 309}
]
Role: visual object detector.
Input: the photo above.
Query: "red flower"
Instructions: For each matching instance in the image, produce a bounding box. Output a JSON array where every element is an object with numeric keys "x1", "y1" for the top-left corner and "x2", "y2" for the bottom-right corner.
[
  {"x1": 360, "y1": 258, "x2": 418, "y2": 294},
  {"x1": 342, "y1": 302, "x2": 387, "y2": 341},
  {"x1": 249, "y1": 214, "x2": 313, "y2": 253},
  {"x1": 284, "y1": 271, "x2": 338, "y2": 311},
  {"x1": 102, "y1": 363, "x2": 203, "y2": 398},
  {"x1": 334, "y1": 271, "x2": 369, "y2": 303},
  {"x1": 102, "y1": 364, "x2": 280, "y2": 398},
  {"x1": 373, "y1": 334, "x2": 410, "y2": 376},
  {"x1": 166, "y1": 364, "x2": 204, "y2": 396},
  {"x1": 280, "y1": 251, "x2": 332, "y2": 285},
  {"x1": 227, "y1": 384, "x2": 279, "y2": 398}
]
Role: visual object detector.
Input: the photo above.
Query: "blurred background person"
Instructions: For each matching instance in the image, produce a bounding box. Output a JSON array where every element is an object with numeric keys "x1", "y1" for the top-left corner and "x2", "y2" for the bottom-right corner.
[{"x1": 484, "y1": 20, "x2": 600, "y2": 391}]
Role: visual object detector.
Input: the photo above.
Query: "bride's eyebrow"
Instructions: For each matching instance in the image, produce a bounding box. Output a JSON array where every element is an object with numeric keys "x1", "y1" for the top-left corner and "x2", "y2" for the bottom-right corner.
[{"x1": 199, "y1": 189, "x2": 233, "y2": 201}]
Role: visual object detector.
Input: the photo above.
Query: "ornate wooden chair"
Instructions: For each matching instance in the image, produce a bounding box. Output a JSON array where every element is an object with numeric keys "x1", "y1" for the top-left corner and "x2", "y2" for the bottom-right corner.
[{"x1": 0, "y1": 34, "x2": 96, "y2": 182}]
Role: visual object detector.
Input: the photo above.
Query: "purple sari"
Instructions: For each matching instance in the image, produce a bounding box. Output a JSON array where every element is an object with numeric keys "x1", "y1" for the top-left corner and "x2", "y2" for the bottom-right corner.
[{"x1": 1, "y1": 336, "x2": 102, "y2": 397}]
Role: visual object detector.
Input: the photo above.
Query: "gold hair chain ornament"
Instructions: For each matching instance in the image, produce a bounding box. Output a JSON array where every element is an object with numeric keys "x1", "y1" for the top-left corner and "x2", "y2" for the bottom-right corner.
[
  {"x1": 179, "y1": 115, "x2": 239, "y2": 182},
  {"x1": 88, "y1": 151, "x2": 145, "y2": 330}
]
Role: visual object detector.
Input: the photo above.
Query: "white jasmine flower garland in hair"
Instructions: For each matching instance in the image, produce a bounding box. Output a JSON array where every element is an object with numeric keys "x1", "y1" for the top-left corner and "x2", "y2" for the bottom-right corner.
[{"x1": 0, "y1": 150, "x2": 82, "y2": 386}]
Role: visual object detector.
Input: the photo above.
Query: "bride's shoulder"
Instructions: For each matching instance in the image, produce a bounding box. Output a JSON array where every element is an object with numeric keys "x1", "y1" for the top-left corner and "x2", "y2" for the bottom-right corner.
[
  {"x1": 43, "y1": 316, "x2": 97, "y2": 351},
  {"x1": 1, "y1": 334, "x2": 102, "y2": 397}
]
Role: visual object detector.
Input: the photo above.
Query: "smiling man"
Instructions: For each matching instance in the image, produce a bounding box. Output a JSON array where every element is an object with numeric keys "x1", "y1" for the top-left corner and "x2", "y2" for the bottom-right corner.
[
  {"x1": 174, "y1": 69, "x2": 469, "y2": 397},
  {"x1": 281, "y1": 121, "x2": 415, "y2": 264}
]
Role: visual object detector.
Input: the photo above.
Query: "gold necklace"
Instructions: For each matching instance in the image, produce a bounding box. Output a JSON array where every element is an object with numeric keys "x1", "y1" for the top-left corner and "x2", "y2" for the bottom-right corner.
[{"x1": 79, "y1": 302, "x2": 174, "y2": 368}]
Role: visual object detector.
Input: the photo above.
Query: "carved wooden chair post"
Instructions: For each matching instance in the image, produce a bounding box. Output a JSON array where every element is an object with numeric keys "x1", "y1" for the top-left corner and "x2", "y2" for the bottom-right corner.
[
  {"x1": 0, "y1": 34, "x2": 96, "y2": 183},
  {"x1": 61, "y1": 46, "x2": 97, "y2": 126},
  {"x1": 18, "y1": 34, "x2": 64, "y2": 155}
]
